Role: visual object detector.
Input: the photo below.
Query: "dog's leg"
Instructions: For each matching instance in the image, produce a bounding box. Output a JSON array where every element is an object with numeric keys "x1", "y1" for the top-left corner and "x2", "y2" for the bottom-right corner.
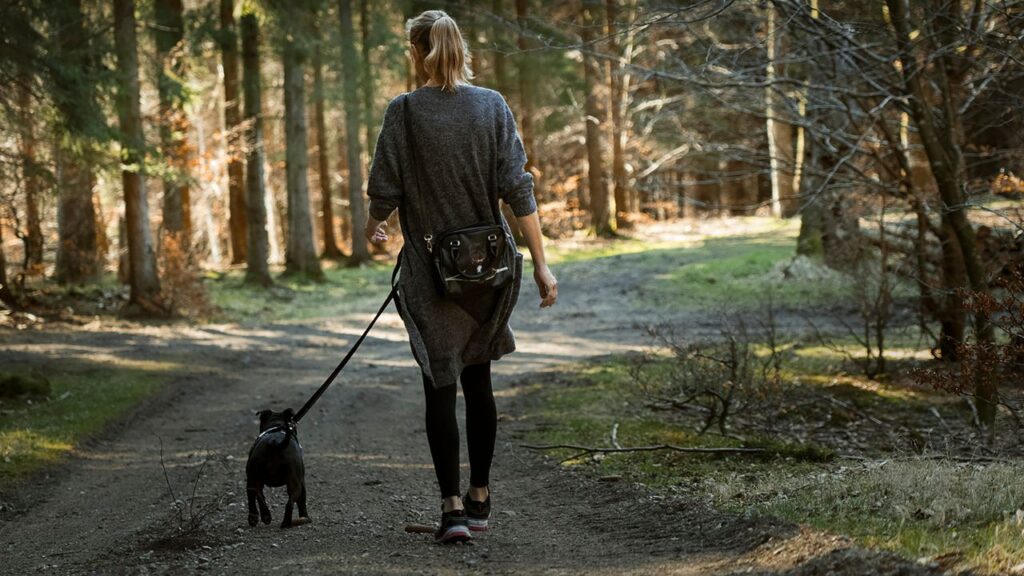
[
  {"x1": 297, "y1": 481, "x2": 310, "y2": 522},
  {"x1": 281, "y1": 477, "x2": 303, "y2": 528},
  {"x1": 256, "y1": 486, "x2": 272, "y2": 525},
  {"x1": 280, "y1": 496, "x2": 294, "y2": 529},
  {"x1": 247, "y1": 482, "x2": 260, "y2": 527}
]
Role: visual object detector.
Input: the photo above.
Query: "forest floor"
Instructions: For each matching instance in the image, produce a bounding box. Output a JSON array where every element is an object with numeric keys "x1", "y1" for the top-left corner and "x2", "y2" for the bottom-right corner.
[{"x1": 0, "y1": 218, "x2": 1016, "y2": 575}]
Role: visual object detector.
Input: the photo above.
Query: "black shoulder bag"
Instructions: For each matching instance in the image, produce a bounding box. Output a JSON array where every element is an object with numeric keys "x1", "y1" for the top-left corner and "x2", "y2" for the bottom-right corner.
[{"x1": 402, "y1": 94, "x2": 516, "y2": 299}]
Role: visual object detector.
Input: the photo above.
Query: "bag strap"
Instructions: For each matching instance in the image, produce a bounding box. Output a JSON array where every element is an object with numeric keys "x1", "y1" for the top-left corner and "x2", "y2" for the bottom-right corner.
[
  {"x1": 401, "y1": 93, "x2": 504, "y2": 233},
  {"x1": 293, "y1": 255, "x2": 401, "y2": 422}
]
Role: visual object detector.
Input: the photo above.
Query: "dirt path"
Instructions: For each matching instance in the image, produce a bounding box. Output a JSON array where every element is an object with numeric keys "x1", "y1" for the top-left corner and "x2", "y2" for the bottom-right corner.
[{"x1": 0, "y1": 224, "x2": 933, "y2": 575}]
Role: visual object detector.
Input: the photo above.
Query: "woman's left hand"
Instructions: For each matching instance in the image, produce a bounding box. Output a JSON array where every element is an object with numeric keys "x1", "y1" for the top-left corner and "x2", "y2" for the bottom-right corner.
[{"x1": 366, "y1": 219, "x2": 389, "y2": 244}]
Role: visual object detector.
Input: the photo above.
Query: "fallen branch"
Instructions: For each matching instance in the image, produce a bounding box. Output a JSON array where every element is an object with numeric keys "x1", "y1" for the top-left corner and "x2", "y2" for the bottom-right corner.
[{"x1": 521, "y1": 443, "x2": 765, "y2": 456}]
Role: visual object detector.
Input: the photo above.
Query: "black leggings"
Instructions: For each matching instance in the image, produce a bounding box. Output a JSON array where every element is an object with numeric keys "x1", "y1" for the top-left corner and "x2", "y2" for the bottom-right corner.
[{"x1": 422, "y1": 362, "x2": 496, "y2": 498}]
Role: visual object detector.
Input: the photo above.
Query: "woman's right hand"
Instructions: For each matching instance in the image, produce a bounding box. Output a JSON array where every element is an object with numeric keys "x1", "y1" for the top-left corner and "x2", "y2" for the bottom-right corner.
[{"x1": 534, "y1": 265, "x2": 558, "y2": 308}]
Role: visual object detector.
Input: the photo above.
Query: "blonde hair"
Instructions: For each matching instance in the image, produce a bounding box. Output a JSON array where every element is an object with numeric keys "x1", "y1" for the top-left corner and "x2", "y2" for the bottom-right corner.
[{"x1": 406, "y1": 10, "x2": 473, "y2": 92}]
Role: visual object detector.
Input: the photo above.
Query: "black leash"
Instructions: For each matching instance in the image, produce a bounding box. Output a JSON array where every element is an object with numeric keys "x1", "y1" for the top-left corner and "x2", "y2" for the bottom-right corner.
[{"x1": 293, "y1": 259, "x2": 401, "y2": 422}]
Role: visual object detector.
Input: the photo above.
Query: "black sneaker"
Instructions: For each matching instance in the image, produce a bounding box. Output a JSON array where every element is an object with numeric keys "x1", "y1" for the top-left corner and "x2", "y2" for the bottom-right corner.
[
  {"x1": 463, "y1": 491, "x2": 491, "y2": 532},
  {"x1": 435, "y1": 508, "x2": 472, "y2": 543}
]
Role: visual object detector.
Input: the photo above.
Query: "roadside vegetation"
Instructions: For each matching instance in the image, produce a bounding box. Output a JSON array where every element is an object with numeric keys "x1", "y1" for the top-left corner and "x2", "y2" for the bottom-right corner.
[
  {"x1": 0, "y1": 364, "x2": 172, "y2": 491},
  {"x1": 519, "y1": 353, "x2": 1024, "y2": 573}
]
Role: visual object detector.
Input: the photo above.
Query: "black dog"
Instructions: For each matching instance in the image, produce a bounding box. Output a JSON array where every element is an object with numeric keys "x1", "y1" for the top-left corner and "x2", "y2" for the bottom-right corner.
[{"x1": 246, "y1": 409, "x2": 309, "y2": 528}]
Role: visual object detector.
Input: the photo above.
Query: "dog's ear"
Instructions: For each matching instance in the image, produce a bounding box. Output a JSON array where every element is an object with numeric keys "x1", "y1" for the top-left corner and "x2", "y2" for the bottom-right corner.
[
  {"x1": 257, "y1": 410, "x2": 272, "y2": 428},
  {"x1": 282, "y1": 408, "x2": 295, "y2": 422}
]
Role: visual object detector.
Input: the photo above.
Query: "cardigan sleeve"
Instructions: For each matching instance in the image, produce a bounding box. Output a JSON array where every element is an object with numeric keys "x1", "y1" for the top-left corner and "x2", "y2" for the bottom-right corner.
[
  {"x1": 367, "y1": 95, "x2": 405, "y2": 222},
  {"x1": 495, "y1": 94, "x2": 537, "y2": 218}
]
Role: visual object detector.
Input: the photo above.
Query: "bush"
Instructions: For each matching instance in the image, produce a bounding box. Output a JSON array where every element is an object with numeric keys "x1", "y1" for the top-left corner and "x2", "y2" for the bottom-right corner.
[
  {"x1": 632, "y1": 306, "x2": 787, "y2": 435},
  {"x1": 158, "y1": 233, "x2": 214, "y2": 318}
]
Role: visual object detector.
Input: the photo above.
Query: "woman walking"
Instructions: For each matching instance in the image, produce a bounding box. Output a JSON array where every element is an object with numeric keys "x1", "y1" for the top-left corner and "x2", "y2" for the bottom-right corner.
[{"x1": 364, "y1": 10, "x2": 558, "y2": 543}]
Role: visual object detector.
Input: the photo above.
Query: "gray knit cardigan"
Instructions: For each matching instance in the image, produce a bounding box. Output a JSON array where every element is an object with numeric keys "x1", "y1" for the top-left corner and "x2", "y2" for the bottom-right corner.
[{"x1": 366, "y1": 84, "x2": 537, "y2": 388}]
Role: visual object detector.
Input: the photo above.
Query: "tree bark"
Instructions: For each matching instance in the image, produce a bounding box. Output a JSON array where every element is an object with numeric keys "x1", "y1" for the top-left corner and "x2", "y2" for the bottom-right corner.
[
  {"x1": 885, "y1": 0, "x2": 996, "y2": 429},
  {"x1": 241, "y1": 12, "x2": 272, "y2": 286},
  {"x1": 581, "y1": 0, "x2": 613, "y2": 236},
  {"x1": 360, "y1": 0, "x2": 377, "y2": 157},
  {"x1": 796, "y1": 133, "x2": 825, "y2": 258},
  {"x1": 155, "y1": 0, "x2": 191, "y2": 245},
  {"x1": 492, "y1": 0, "x2": 508, "y2": 93},
  {"x1": 17, "y1": 68, "x2": 43, "y2": 270},
  {"x1": 0, "y1": 216, "x2": 16, "y2": 307},
  {"x1": 606, "y1": 0, "x2": 630, "y2": 228},
  {"x1": 52, "y1": 0, "x2": 102, "y2": 285},
  {"x1": 515, "y1": 0, "x2": 538, "y2": 201},
  {"x1": 765, "y1": 4, "x2": 795, "y2": 219},
  {"x1": 280, "y1": 25, "x2": 324, "y2": 281},
  {"x1": 313, "y1": 43, "x2": 344, "y2": 259},
  {"x1": 339, "y1": 0, "x2": 370, "y2": 263},
  {"x1": 114, "y1": 0, "x2": 164, "y2": 313},
  {"x1": 221, "y1": 0, "x2": 248, "y2": 264}
]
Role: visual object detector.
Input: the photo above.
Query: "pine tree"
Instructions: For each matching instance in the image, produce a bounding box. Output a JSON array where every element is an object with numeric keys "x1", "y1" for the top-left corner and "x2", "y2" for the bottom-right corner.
[
  {"x1": 155, "y1": 0, "x2": 191, "y2": 243},
  {"x1": 114, "y1": 0, "x2": 164, "y2": 313},
  {"x1": 241, "y1": 10, "x2": 272, "y2": 286},
  {"x1": 581, "y1": 0, "x2": 614, "y2": 236},
  {"x1": 269, "y1": 0, "x2": 324, "y2": 280},
  {"x1": 338, "y1": 0, "x2": 370, "y2": 264},
  {"x1": 313, "y1": 39, "x2": 345, "y2": 259},
  {"x1": 221, "y1": 0, "x2": 248, "y2": 264},
  {"x1": 50, "y1": 0, "x2": 103, "y2": 284}
]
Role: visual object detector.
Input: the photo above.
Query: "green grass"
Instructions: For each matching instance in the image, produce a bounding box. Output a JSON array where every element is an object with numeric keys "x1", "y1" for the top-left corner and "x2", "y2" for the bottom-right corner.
[
  {"x1": 0, "y1": 365, "x2": 172, "y2": 489},
  {"x1": 546, "y1": 224, "x2": 850, "y2": 312},
  {"x1": 207, "y1": 261, "x2": 395, "y2": 324},
  {"x1": 524, "y1": 359, "x2": 829, "y2": 488},
  {"x1": 721, "y1": 460, "x2": 1024, "y2": 572},
  {"x1": 646, "y1": 234, "x2": 831, "y2": 309},
  {"x1": 522, "y1": 354, "x2": 1023, "y2": 574}
]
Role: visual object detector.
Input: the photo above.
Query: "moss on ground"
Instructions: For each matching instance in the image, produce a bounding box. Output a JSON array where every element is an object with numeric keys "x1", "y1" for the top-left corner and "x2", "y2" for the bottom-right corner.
[{"x1": 0, "y1": 366, "x2": 171, "y2": 489}]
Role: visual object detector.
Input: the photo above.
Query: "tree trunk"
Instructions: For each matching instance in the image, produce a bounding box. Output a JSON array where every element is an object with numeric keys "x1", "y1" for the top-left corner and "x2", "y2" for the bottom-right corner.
[
  {"x1": 114, "y1": 0, "x2": 163, "y2": 314},
  {"x1": 221, "y1": 0, "x2": 248, "y2": 264},
  {"x1": 886, "y1": 0, "x2": 996, "y2": 430},
  {"x1": 581, "y1": 0, "x2": 613, "y2": 236},
  {"x1": 241, "y1": 12, "x2": 272, "y2": 286},
  {"x1": 280, "y1": 31, "x2": 324, "y2": 281},
  {"x1": 52, "y1": 0, "x2": 102, "y2": 285},
  {"x1": 155, "y1": 0, "x2": 191, "y2": 245},
  {"x1": 492, "y1": 0, "x2": 508, "y2": 93},
  {"x1": 0, "y1": 216, "x2": 16, "y2": 307},
  {"x1": 794, "y1": 3, "x2": 830, "y2": 260},
  {"x1": 17, "y1": 71, "x2": 43, "y2": 270},
  {"x1": 796, "y1": 133, "x2": 825, "y2": 258},
  {"x1": 339, "y1": 0, "x2": 370, "y2": 263},
  {"x1": 515, "y1": 0, "x2": 539, "y2": 201},
  {"x1": 937, "y1": 216, "x2": 967, "y2": 361},
  {"x1": 606, "y1": 0, "x2": 630, "y2": 229},
  {"x1": 360, "y1": 0, "x2": 377, "y2": 157},
  {"x1": 314, "y1": 43, "x2": 344, "y2": 259},
  {"x1": 765, "y1": 4, "x2": 794, "y2": 219}
]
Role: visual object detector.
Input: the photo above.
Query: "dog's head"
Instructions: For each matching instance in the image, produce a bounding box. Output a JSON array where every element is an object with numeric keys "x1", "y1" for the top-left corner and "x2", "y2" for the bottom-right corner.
[{"x1": 257, "y1": 408, "x2": 295, "y2": 433}]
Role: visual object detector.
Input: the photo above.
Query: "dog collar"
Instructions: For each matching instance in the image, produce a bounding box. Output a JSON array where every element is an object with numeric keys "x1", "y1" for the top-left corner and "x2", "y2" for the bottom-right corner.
[{"x1": 255, "y1": 424, "x2": 294, "y2": 440}]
